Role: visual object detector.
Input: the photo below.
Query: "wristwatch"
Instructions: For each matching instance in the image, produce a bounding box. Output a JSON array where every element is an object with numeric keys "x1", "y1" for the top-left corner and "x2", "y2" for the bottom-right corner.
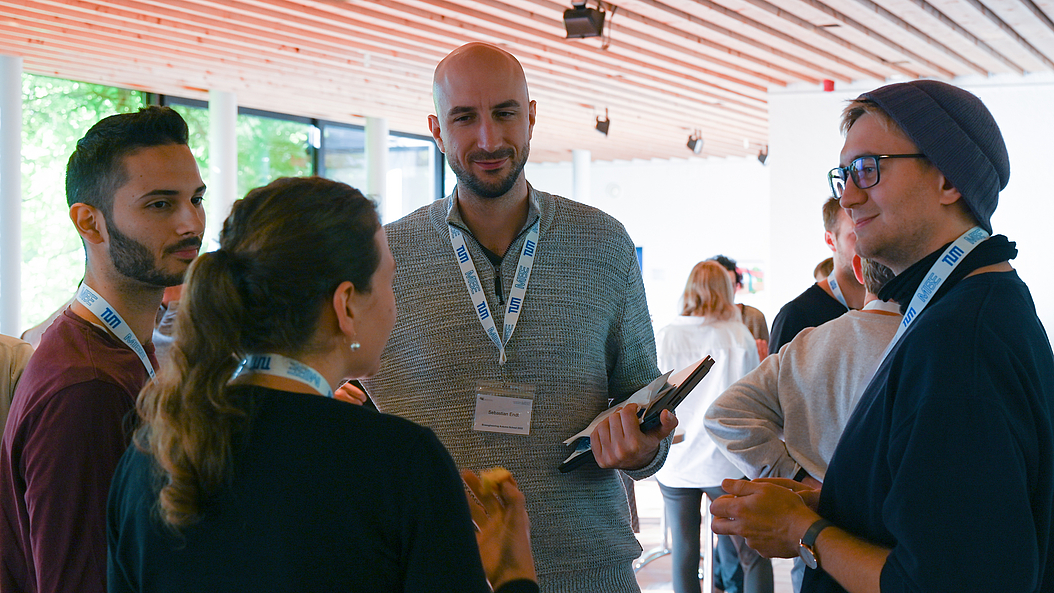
[{"x1": 798, "y1": 518, "x2": 834, "y2": 570}]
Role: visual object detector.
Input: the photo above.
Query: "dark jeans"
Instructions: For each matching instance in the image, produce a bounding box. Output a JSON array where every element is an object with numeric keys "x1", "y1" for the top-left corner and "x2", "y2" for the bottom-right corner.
[{"x1": 659, "y1": 482, "x2": 774, "y2": 593}]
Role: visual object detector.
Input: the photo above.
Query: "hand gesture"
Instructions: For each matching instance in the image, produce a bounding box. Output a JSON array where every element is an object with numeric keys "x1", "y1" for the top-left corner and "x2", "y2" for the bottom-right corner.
[
  {"x1": 710, "y1": 478, "x2": 820, "y2": 558},
  {"x1": 462, "y1": 469, "x2": 536, "y2": 589}
]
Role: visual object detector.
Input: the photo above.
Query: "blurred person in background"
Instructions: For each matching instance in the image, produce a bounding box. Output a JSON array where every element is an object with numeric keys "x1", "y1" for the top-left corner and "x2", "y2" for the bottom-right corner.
[{"x1": 653, "y1": 260, "x2": 771, "y2": 593}]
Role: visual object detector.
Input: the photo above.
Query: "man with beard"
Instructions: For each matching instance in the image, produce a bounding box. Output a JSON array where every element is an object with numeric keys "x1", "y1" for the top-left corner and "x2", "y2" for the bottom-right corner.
[
  {"x1": 710, "y1": 81, "x2": 1054, "y2": 592},
  {"x1": 360, "y1": 42, "x2": 676, "y2": 592},
  {"x1": 0, "y1": 107, "x2": 205, "y2": 593},
  {"x1": 767, "y1": 198, "x2": 864, "y2": 355}
]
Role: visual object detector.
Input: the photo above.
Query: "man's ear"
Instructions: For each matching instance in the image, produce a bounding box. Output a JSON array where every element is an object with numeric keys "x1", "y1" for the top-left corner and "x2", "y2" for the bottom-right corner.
[
  {"x1": 428, "y1": 114, "x2": 446, "y2": 153},
  {"x1": 527, "y1": 99, "x2": 537, "y2": 140},
  {"x1": 69, "y1": 203, "x2": 106, "y2": 245},
  {"x1": 824, "y1": 229, "x2": 837, "y2": 253},
  {"x1": 332, "y1": 280, "x2": 358, "y2": 339},
  {"x1": 852, "y1": 254, "x2": 865, "y2": 285},
  {"x1": 938, "y1": 174, "x2": 964, "y2": 206}
]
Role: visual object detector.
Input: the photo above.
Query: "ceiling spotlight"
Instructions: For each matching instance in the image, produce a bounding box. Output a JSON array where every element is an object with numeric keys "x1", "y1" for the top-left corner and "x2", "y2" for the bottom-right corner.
[
  {"x1": 758, "y1": 146, "x2": 769, "y2": 165},
  {"x1": 564, "y1": 1, "x2": 606, "y2": 39},
  {"x1": 687, "y1": 131, "x2": 703, "y2": 155},
  {"x1": 595, "y1": 109, "x2": 610, "y2": 136}
]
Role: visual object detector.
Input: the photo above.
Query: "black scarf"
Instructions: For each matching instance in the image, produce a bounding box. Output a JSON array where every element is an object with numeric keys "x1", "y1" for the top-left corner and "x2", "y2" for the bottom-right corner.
[{"x1": 878, "y1": 234, "x2": 1018, "y2": 315}]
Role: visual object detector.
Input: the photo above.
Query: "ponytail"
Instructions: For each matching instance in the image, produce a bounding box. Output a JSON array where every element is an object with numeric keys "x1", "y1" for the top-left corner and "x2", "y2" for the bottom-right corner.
[
  {"x1": 134, "y1": 176, "x2": 380, "y2": 528},
  {"x1": 136, "y1": 249, "x2": 250, "y2": 527}
]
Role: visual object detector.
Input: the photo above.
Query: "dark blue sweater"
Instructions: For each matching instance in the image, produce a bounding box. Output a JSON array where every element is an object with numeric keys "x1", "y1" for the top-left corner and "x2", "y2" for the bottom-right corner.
[{"x1": 806, "y1": 270, "x2": 1054, "y2": 592}]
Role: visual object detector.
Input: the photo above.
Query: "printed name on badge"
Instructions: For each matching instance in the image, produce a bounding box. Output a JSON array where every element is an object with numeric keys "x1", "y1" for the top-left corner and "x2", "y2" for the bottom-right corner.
[{"x1": 472, "y1": 381, "x2": 535, "y2": 435}]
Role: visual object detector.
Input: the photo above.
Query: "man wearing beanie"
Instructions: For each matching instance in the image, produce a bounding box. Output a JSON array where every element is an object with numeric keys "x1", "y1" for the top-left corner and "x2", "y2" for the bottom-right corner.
[{"x1": 708, "y1": 80, "x2": 1054, "y2": 593}]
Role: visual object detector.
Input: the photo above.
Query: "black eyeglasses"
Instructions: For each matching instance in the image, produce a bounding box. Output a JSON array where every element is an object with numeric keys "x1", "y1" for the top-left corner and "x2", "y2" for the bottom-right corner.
[{"x1": 828, "y1": 154, "x2": 926, "y2": 199}]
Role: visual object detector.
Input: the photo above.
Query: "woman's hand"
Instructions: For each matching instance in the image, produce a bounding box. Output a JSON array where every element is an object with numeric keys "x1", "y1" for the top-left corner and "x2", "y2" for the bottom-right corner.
[
  {"x1": 462, "y1": 469, "x2": 536, "y2": 589},
  {"x1": 334, "y1": 381, "x2": 368, "y2": 405}
]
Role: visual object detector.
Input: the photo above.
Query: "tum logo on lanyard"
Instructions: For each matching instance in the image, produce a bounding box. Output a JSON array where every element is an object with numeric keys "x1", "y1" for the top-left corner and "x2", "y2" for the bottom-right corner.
[
  {"x1": 99, "y1": 307, "x2": 122, "y2": 330},
  {"x1": 941, "y1": 245, "x2": 965, "y2": 266}
]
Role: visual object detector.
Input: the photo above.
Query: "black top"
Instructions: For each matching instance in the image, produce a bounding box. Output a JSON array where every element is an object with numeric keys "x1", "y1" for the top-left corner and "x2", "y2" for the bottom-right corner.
[
  {"x1": 108, "y1": 386, "x2": 537, "y2": 593},
  {"x1": 767, "y1": 283, "x2": 847, "y2": 355},
  {"x1": 806, "y1": 269, "x2": 1054, "y2": 592}
]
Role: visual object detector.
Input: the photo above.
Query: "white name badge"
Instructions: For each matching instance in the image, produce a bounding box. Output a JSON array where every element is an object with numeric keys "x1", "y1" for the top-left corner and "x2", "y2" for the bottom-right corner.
[{"x1": 472, "y1": 381, "x2": 534, "y2": 435}]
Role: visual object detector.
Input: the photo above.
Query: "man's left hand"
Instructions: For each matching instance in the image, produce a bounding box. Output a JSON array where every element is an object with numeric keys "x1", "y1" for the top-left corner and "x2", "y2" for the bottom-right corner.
[{"x1": 590, "y1": 403, "x2": 677, "y2": 470}]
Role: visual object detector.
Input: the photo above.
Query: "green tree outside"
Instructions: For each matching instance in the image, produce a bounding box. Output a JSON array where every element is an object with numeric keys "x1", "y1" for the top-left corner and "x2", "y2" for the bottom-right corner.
[
  {"x1": 17, "y1": 78, "x2": 312, "y2": 333},
  {"x1": 19, "y1": 74, "x2": 145, "y2": 332}
]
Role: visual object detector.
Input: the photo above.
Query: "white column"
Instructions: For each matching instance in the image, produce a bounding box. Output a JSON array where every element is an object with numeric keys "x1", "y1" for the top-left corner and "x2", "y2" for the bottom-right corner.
[
  {"x1": 365, "y1": 116, "x2": 389, "y2": 221},
  {"x1": 207, "y1": 90, "x2": 237, "y2": 249},
  {"x1": 0, "y1": 55, "x2": 22, "y2": 335},
  {"x1": 572, "y1": 148, "x2": 591, "y2": 205}
]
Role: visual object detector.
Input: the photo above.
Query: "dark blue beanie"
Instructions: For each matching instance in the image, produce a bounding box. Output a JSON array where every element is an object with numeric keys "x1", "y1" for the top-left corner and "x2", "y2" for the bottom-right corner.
[{"x1": 860, "y1": 80, "x2": 1009, "y2": 234}]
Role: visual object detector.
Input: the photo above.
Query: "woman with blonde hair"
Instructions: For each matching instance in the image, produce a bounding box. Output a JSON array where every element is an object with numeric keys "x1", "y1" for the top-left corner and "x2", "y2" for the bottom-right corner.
[
  {"x1": 107, "y1": 177, "x2": 536, "y2": 592},
  {"x1": 653, "y1": 260, "x2": 771, "y2": 593}
]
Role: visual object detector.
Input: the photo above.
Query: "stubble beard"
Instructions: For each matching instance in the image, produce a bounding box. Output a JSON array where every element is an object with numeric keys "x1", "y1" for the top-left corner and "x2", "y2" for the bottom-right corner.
[
  {"x1": 449, "y1": 144, "x2": 530, "y2": 200},
  {"x1": 107, "y1": 220, "x2": 194, "y2": 288}
]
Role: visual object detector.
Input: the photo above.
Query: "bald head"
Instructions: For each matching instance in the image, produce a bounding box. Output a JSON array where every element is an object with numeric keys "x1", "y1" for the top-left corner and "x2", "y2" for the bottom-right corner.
[{"x1": 432, "y1": 43, "x2": 530, "y2": 117}]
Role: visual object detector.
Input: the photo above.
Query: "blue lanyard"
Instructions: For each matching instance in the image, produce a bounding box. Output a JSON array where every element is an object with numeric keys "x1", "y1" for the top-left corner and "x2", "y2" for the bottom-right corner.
[
  {"x1": 75, "y1": 284, "x2": 156, "y2": 379},
  {"x1": 827, "y1": 272, "x2": 849, "y2": 310},
  {"x1": 448, "y1": 212, "x2": 540, "y2": 367},
  {"x1": 231, "y1": 353, "x2": 334, "y2": 398},
  {"x1": 876, "y1": 226, "x2": 990, "y2": 365}
]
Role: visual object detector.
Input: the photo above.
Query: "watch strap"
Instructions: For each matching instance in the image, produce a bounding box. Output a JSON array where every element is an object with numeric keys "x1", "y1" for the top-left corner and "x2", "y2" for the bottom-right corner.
[{"x1": 801, "y1": 518, "x2": 834, "y2": 547}]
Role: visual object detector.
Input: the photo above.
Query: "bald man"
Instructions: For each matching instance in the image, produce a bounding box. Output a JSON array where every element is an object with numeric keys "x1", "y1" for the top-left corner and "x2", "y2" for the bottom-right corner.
[{"x1": 361, "y1": 43, "x2": 676, "y2": 592}]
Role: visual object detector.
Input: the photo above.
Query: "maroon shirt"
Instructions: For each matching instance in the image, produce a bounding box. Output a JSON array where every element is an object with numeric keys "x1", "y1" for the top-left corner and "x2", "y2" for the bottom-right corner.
[{"x1": 0, "y1": 309, "x2": 156, "y2": 593}]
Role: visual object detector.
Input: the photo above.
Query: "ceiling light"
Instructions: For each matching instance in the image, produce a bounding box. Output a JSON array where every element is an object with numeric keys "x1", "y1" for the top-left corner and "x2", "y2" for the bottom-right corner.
[
  {"x1": 595, "y1": 109, "x2": 610, "y2": 135},
  {"x1": 564, "y1": 2, "x2": 606, "y2": 39},
  {"x1": 687, "y1": 131, "x2": 703, "y2": 155},
  {"x1": 758, "y1": 146, "x2": 769, "y2": 165}
]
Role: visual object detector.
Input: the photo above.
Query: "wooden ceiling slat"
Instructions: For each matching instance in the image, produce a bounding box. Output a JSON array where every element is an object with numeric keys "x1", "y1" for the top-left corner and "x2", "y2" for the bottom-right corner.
[
  {"x1": 729, "y1": 0, "x2": 929, "y2": 78},
  {"x1": 657, "y1": 0, "x2": 889, "y2": 79},
  {"x1": 1017, "y1": 0, "x2": 1054, "y2": 37},
  {"x1": 332, "y1": 0, "x2": 769, "y2": 112},
  {"x1": 1, "y1": 0, "x2": 1050, "y2": 162},
  {"x1": 416, "y1": 0, "x2": 769, "y2": 102},
  {"x1": 627, "y1": 0, "x2": 855, "y2": 81},
  {"x1": 0, "y1": 5, "x2": 440, "y2": 106},
  {"x1": 838, "y1": 0, "x2": 989, "y2": 74},
  {"x1": 437, "y1": 0, "x2": 775, "y2": 93},
  {"x1": 24, "y1": 0, "x2": 763, "y2": 144},
  {"x1": 956, "y1": 0, "x2": 1054, "y2": 69},
  {"x1": 901, "y1": 0, "x2": 1027, "y2": 74},
  {"x1": 605, "y1": 3, "x2": 816, "y2": 84},
  {"x1": 739, "y1": 0, "x2": 956, "y2": 78}
]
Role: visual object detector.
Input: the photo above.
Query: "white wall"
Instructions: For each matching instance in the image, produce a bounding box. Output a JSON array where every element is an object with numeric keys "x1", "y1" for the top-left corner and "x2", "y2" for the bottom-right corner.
[
  {"x1": 526, "y1": 156, "x2": 771, "y2": 331},
  {"x1": 768, "y1": 72, "x2": 1054, "y2": 333}
]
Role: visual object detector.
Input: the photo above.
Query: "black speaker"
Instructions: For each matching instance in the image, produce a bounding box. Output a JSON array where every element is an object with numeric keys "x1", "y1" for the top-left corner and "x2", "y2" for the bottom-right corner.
[{"x1": 564, "y1": 6, "x2": 605, "y2": 39}]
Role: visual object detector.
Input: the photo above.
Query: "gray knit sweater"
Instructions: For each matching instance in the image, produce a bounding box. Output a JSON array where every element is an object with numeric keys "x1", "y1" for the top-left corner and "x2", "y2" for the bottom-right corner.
[{"x1": 362, "y1": 186, "x2": 666, "y2": 592}]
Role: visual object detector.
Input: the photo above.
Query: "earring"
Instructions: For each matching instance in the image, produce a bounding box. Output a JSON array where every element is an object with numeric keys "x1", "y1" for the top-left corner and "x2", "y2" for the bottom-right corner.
[{"x1": 349, "y1": 342, "x2": 361, "y2": 351}]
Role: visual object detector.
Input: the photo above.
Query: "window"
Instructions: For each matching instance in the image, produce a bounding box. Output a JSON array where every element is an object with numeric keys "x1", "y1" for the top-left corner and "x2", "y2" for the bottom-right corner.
[
  {"x1": 165, "y1": 100, "x2": 314, "y2": 200},
  {"x1": 11, "y1": 78, "x2": 442, "y2": 332},
  {"x1": 320, "y1": 123, "x2": 442, "y2": 223},
  {"x1": 18, "y1": 74, "x2": 146, "y2": 330}
]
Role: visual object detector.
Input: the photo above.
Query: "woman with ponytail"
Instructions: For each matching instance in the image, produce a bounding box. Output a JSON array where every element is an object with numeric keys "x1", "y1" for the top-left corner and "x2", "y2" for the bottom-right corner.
[{"x1": 107, "y1": 177, "x2": 536, "y2": 592}]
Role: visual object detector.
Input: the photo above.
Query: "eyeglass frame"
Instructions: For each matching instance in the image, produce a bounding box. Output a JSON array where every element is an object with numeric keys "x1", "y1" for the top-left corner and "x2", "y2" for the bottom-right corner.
[{"x1": 828, "y1": 154, "x2": 927, "y2": 199}]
